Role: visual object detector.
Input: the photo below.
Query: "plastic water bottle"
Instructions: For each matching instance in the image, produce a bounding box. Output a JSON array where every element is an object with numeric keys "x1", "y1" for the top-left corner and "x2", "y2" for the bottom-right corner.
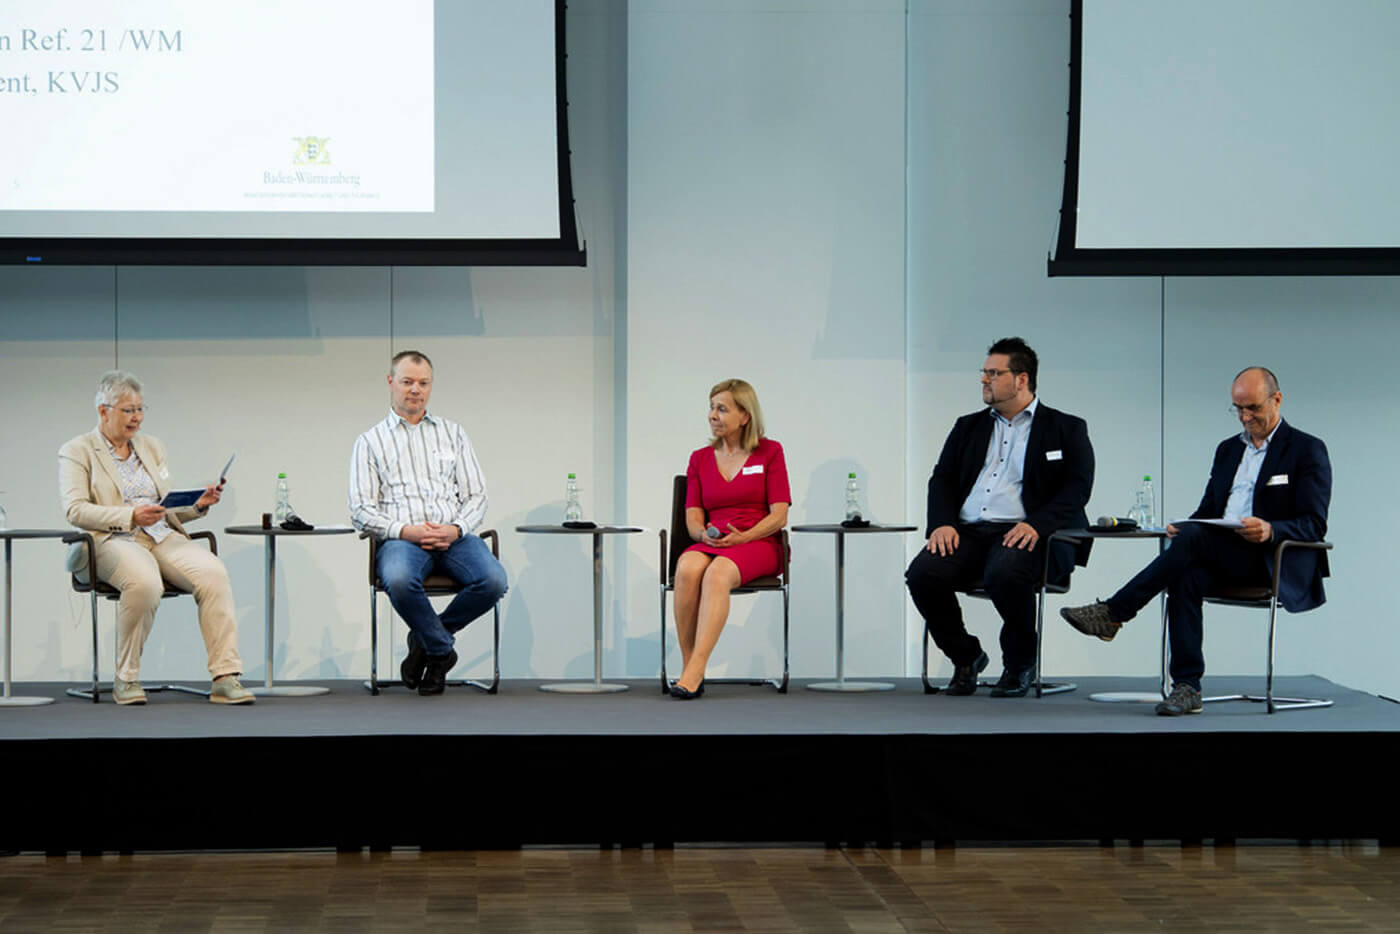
[
  {"x1": 564, "y1": 473, "x2": 583, "y2": 522},
  {"x1": 274, "y1": 473, "x2": 292, "y2": 523},
  {"x1": 1139, "y1": 475, "x2": 1156, "y2": 528},
  {"x1": 844, "y1": 472, "x2": 862, "y2": 521}
]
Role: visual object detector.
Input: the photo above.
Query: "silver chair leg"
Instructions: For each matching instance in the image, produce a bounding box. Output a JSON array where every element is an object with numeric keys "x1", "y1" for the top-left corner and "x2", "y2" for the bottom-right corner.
[
  {"x1": 659, "y1": 584, "x2": 670, "y2": 693},
  {"x1": 1202, "y1": 594, "x2": 1332, "y2": 713}
]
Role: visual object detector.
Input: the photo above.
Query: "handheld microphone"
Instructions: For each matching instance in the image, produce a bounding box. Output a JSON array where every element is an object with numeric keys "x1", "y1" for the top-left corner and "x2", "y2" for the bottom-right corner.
[
  {"x1": 705, "y1": 525, "x2": 721, "y2": 539},
  {"x1": 1095, "y1": 515, "x2": 1139, "y2": 529}
]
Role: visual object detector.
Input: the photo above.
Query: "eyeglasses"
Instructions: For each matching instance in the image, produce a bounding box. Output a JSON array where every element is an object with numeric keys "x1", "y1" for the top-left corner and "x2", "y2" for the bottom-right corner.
[
  {"x1": 103, "y1": 404, "x2": 147, "y2": 416},
  {"x1": 1228, "y1": 402, "x2": 1270, "y2": 417},
  {"x1": 979, "y1": 368, "x2": 1017, "y2": 380}
]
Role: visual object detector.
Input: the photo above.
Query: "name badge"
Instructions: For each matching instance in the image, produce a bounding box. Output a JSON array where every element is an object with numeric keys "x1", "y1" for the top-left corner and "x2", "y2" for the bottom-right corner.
[
  {"x1": 1045, "y1": 450, "x2": 1063, "y2": 461},
  {"x1": 741, "y1": 464, "x2": 764, "y2": 476},
  {"x1": 1267, "y1": 473, "x2": 1289, "y2": 486}
]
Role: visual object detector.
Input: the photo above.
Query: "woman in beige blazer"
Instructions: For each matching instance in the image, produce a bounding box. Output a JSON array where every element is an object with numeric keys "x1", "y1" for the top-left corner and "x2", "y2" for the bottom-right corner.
[{"x1": 59, "y1": 370, "x2": 253, "y2": 705}]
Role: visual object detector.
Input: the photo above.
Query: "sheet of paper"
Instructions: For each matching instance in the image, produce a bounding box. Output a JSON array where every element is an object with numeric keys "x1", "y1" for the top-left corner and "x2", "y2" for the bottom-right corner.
[{"x1": 1169, "y1": 518, "x2": 1244, "y2": 529}]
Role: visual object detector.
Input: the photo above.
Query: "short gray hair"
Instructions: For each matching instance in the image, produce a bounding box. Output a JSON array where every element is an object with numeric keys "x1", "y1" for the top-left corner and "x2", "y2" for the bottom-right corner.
[{"x1": 95, "y1": 370, "x2": 143, "y2": 408}]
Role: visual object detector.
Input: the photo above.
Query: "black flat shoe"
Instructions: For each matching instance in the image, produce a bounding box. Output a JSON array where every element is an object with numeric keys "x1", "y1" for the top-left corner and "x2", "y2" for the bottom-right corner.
[
  {"x1": 418, "y1": 649, "x2": 458, "y2": 696},
  {"x1": 401, "y1": 631, "x2": 428, "y2": 690},
  {"x1": 669, "y1": 681, "x2": 705, "y2": 700}
]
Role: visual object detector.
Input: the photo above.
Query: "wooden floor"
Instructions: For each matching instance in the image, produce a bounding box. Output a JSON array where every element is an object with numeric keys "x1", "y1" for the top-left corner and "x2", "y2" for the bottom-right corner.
[{"x1": 2, "y1": 844, "x2": 1397, "y2": 932}]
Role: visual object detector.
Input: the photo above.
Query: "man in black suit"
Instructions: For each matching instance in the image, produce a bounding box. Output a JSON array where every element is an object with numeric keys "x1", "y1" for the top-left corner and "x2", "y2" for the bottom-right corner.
[
  {"x1": 906, "y1": 337, "x2": 1095, "y2": 697},
  {"x1": 1061, "y1": 366, "x2": 1331, "y2": 716}
]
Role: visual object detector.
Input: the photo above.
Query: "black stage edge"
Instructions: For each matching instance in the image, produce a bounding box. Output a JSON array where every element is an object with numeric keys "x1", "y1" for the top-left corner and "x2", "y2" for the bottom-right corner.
[{"x1": 2, "y1": 676, "x2": 1395, "y2": 851}]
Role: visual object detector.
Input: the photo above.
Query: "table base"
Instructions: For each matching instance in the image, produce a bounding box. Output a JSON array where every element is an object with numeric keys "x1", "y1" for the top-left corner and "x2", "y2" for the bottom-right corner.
[
  {"x1": 538, "y1": 682, "x2": 629, "y2": 694},
  {"x1": 250, "y1": 685, "x2": 331, "y2": 698},
  {"x1": 0, "y1": 695, "x2": 54, "y2": 707},
  {"x1": 1089, "y1": 691, "x2": 1164, "y2": 703},
  {"x1": 807, "y1": 680, "x2": 896, "y2": 693}
]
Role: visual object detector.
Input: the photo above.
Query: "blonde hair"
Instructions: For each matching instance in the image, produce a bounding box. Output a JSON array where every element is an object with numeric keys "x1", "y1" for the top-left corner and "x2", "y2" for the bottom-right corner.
[{"x1": 709, "y1": 378, "x2": 766, "y2": 452}]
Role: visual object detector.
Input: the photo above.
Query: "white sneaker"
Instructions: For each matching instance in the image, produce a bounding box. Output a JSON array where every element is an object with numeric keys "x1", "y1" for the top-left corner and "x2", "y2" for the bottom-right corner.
[
  {"x1": 209, "y1": 676, "x2": 255, "y2": 705},
  {"x1": 113, "y1": 679, "x2": 147, "y2": 705}
]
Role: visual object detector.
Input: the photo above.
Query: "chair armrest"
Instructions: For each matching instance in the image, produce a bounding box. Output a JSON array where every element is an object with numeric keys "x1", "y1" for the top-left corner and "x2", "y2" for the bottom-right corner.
[
  {"x1": 780, "y1": 528, "x2": 790, "y2": 581},
  {"x1": 189, "y1": 530, "x2": 217, "y2": 556},
  {"x1": 479, "y1": 528, "x2": 499, "y2": 558},
  {"x1": 360, "y1": 531, "x2": 378, "y2": 585},
  {"x1": 1269, "y1": 539, "x2": 1333, "y2": 594},
  {"x1": 63, "y1": 531, "x2": 98, "y2": 585},
  {"x1": 659, "y1": 529, "x2": 668, "y2": 586}
]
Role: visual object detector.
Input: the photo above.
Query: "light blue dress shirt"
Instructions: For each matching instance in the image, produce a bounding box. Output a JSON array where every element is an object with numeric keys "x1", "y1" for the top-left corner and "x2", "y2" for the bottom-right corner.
[
  {"x1": 959, "y1": 398, "x2": 1038, "y2": 525},
  {"x1": 1223, "y1": 420, "x2": 1281, "y2": 522}
]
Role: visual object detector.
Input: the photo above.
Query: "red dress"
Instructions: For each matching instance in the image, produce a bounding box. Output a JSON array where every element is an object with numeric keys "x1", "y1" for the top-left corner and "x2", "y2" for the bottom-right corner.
[{"x1": 682, "y1": 438, "x2": 792, "y2": 584}]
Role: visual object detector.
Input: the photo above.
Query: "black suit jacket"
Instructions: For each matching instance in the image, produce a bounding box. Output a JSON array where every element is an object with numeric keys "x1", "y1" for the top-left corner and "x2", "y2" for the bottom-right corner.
[
  {"x1": 1189, "y1": 419, "x2": 1331, "y2": 612},
  {"x1": 924, "y1": 402, "x2": 1095, "y2": 572}
]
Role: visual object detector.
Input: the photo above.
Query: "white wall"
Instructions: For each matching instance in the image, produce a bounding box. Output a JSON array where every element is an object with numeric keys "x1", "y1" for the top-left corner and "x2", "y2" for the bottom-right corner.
[
  {"x1": 0, "y1": 0, "x2": 1392, "y2": 699},
  {"x1": 626, "y1": 0, "x2": 909, "y2": 682}
]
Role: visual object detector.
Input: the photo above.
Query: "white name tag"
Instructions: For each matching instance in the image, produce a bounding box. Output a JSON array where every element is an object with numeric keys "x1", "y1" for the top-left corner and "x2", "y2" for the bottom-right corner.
[
  {"x1": 741, "y1": 464, "x2": 764, "y2": 476},
  {"x1": 1045, "y1": 450, "x2": 1063, "y2": 461},
  {"x1": 1267, "y1": 473, "x2": 1289, "y2": 486}
]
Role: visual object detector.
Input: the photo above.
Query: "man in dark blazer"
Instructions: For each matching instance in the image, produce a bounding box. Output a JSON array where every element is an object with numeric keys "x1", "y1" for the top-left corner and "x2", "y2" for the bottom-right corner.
[
  {"x1": 1061, "y1": 366, "x2": 1331, "y2": 716},
  {"x1": 906, "y1": 337, "x2": 1094, "y2": 697}
]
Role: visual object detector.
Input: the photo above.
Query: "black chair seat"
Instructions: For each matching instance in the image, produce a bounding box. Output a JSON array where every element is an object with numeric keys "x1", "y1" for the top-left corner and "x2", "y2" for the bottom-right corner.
[{"x1": 1204, "y1": 585, "x2": 1273, "y2": 604}]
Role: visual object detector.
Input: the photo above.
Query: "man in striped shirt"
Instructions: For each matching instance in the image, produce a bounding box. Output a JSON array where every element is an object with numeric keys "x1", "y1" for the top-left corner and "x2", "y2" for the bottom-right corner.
[{"x1": 349, "y1": 350, "x2": 508, "y2": 695}]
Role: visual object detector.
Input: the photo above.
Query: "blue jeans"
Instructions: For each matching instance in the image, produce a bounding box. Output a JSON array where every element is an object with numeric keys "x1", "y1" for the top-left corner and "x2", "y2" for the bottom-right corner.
[{"x1": 377, "y1": 535, "x2": 508, "y2": 657}]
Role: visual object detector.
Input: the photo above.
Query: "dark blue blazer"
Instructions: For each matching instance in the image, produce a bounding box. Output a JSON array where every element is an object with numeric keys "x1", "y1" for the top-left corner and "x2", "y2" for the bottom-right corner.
[
  {"x1": 924, "y1": 402, "x2": 1095, "y2": 570},
  {"x1": 1190, "y1": 419, "x2": 1332, "y2": 612}
]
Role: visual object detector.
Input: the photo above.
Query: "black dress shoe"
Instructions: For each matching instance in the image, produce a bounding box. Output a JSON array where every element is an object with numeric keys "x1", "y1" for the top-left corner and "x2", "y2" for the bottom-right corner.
[
  {"x1": 944, "y1": 651, "x2": 989, "y2": 696},
  {"x1": 989, "y1": 666, "x2": 1034, "y2": 697},
  {"x1": 418, "y1": 649, "x2": 458, "y2": 696},
  {"x1": 669, "y1": 681, "x2": 705, "y2": 700},
  {"x1": 401, "y1": 631, "x2": 428, "y2": 690}
]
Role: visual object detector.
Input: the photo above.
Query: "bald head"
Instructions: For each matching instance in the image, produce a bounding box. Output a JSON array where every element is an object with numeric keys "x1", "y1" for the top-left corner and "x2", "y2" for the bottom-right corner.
[{"x1": 1231, "y1": 367, "x2": 1282, "y2": 446}]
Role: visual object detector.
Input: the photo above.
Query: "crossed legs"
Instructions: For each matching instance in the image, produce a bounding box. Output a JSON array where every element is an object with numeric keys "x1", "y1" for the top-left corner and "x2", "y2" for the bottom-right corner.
[{"x1": 672, "y1": 551, "x2": 742, "y2": 692}]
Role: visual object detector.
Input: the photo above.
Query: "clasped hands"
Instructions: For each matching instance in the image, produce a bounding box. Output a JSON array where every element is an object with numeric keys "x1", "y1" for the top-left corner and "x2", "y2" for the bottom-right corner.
[
  {"x1": 703, "y1": 523, "x2": 751, "y2": 548},
  {"x1": 402, "y1": 521, "x2": 461, "y2": 551}
]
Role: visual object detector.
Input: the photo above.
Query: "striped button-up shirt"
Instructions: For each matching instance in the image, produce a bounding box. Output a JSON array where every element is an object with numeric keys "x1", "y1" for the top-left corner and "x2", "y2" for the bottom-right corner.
[{"x1": 348, "y1": 410, "x2": 489, "y2": 541}]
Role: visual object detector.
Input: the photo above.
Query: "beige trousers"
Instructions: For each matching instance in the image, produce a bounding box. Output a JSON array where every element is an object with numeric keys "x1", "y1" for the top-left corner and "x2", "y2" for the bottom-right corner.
[{"x1": 93, "y1": 530, "x2": 242, "y2": 681}]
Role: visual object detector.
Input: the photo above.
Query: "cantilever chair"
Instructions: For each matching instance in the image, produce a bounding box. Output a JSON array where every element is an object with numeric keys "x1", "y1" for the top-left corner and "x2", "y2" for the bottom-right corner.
[
  {"x1": 66, "y1": 530, "x2": 218, "y2": 702},
  {"x1": 363, "y1": 529, "x2": 500, "y2": 695},
  {"x1": 1194, "y1": 537, "x2": 1334, "y2": 714},
  {"x1": 659, "y1": 474, "x2": 790, "y2": 693},
  {"x1": 920, "y1": 537, "x2": 1075, "y2": 698}
]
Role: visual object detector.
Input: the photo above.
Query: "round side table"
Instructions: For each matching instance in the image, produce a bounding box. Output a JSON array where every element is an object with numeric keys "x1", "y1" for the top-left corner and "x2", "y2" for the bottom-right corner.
[
  {"x1": 516, "y1": 524, "x2": 643, "y2": 693},
  {"x1": 0, "y1": 529, "x2": 73, "y2": 706},
  {"x1": 791, "y1": 524, "x2": 918, "y2": 692},
  {"x1": 225, "y1": 525, "x2": 357, "y2": 696}
]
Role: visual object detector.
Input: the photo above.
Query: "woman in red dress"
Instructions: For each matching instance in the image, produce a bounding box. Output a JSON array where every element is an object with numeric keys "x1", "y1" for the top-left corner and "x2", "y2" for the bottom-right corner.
[{"x1": 671, "y1": 379, "x2": 791, "y2": 699}]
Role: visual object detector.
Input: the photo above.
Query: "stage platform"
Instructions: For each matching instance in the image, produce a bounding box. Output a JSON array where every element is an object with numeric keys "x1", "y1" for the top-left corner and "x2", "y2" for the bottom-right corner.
[{"x1": 2, "y1": 675, "x2": 1395, "y2": 852}]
